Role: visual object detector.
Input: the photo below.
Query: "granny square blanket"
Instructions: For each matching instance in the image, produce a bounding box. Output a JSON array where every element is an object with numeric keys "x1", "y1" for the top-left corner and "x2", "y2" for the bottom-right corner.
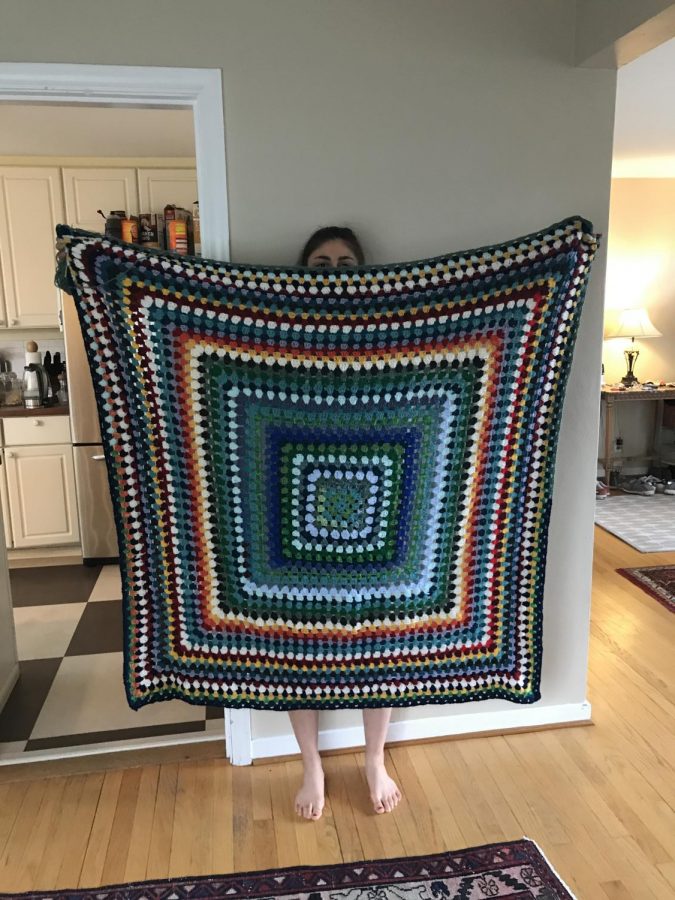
[{"x1": 56, "y1": 217, "x2": 598, "y2": 711}]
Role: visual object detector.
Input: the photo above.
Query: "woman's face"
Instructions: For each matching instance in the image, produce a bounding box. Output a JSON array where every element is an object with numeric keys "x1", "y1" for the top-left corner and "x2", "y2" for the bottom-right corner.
[{"x1": 306, "y1": 238, "x2": 359, "y2": 268}]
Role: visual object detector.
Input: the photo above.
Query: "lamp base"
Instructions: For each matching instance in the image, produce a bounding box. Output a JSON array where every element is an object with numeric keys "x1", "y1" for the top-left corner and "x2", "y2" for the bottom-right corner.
[{"x1": 622, "y1": 347, "x2": 640, "y2": 387}]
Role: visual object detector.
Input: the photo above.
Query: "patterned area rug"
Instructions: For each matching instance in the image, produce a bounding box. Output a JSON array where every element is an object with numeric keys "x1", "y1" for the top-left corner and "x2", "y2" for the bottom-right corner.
[
  {"x1": 0, "y1": 839, "x2": 576, "y2": 899},
  {"x1": 594, "y1": 495, "x2": 675, "y2": 553},
  {"x1": 56, "y1": 217, "x2": 597, "y2": 712},
  {"x1": 618, "y1": 565, "x2": 675, "y2": 613}
]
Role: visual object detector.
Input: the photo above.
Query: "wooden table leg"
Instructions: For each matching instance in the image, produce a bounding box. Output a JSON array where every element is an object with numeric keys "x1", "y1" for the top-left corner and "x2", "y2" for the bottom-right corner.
[{"x1": 603, "y1": 397, "x2": 614, "y2": 483}]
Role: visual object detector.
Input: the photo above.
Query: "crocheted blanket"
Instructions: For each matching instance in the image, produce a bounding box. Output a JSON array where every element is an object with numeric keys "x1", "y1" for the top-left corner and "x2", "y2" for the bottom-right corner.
[{"x1": 56, "y1": 217, "x2": 598, "y2": 711}]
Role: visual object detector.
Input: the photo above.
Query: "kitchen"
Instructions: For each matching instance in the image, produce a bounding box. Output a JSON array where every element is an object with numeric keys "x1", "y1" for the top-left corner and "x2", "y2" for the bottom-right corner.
[{"x1": 0, "y1": 102, "x2": 225, "y2": 760}]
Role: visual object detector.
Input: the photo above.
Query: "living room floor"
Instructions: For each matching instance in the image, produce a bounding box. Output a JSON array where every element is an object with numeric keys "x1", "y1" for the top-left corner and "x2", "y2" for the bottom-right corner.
[{"x1": 0, "y1": 527, "x2": 673, "y2": 899}]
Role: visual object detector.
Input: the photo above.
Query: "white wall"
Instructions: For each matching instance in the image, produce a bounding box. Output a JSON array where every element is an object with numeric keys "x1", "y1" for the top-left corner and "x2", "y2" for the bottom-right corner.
[{"x1": 0, "y1": 0, "x2": 618, "y2": 754}]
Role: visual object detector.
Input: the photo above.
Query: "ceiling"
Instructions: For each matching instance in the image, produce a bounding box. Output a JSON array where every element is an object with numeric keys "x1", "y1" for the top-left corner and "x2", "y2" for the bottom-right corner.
[
  {"x1": 0, "y1": 104, "x2": 195, "y2": 158},
  {"x1": 613, "y1": 36, "x2": 675, "y2": 177}
]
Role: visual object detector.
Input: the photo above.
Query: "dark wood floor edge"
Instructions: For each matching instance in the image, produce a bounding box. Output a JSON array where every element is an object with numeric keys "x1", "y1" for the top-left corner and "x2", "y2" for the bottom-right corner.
[{"x1": 0, "y1": 737, "x2": 227, "y2": 784}]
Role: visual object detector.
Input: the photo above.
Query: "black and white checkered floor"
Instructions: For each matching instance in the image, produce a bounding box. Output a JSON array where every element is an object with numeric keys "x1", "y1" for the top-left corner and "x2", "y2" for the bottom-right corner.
[{"x1": 0, "y1": 565, "x2": 224, "y2": 760}]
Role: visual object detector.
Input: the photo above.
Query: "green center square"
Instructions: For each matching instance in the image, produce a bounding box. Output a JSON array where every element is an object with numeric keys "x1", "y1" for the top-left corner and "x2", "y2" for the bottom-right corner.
[{"x1": 280, "y1": 442, "x2": 406, "y2": 563}]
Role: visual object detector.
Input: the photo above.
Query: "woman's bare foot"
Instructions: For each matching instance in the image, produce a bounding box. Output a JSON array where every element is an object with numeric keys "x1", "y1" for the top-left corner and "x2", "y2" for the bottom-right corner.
[
  {"x1": 295, "y1": 757, "x2": 325, "y2": 820},
  {"x1": 365, "y1": 754, "x2": 401, "y2": 814}
]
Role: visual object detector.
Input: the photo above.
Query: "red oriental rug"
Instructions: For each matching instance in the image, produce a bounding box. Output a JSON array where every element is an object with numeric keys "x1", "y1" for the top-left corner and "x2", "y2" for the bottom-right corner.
[
  {"x1": 0, "y1": 839, "x2": 576, "y2": 899},
  {"x1": 618, "y1": 565, "x2": 675, "y2": 613}
]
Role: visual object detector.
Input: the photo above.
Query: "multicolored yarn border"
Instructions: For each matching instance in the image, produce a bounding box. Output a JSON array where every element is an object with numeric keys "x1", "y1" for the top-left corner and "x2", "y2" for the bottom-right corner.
[{"x1": 56, "y1": 216, "x2": 598, "y2": 711}]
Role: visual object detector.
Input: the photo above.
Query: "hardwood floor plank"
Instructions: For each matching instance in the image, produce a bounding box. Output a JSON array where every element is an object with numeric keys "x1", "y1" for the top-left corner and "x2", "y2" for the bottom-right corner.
[
  {"x1": 9, "y1": 776, "x2": 68, "y2": 892},
  {"x1": 210, "y1": 759, "x2": 235, "y2": 875},
  {"x1": 145, "y1": 762, "x2": 178, "y2": 880},
  {"x1": 54, "y1": 773, "x2": 104, "y2": 890},
  {"x1": 98, "y1": 768, "x2": 141, "y2": 887},
  {"x1": 321, "y1": 755, "x2": 363, "y2": 862},
  {"x1": 0, "y1": 779, "x2": 47, "y2": 887},
  {"x1": 0, "y1": 782, "x2": 29, "y2": 866},
  {"x1": 78, "y1": 769, "x2": 123, "y2": 888},
  {"x1": 123, "y1": 765, "x2": 160, "y2": 883}
]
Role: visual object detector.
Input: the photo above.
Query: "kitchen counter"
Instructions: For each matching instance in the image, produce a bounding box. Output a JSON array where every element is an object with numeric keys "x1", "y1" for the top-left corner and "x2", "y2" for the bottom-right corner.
[{"x1": 0, "y1": 404, "x2": 69, "y2": 418}]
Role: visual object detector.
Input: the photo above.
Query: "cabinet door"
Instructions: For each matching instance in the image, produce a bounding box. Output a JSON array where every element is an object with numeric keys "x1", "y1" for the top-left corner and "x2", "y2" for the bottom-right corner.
[
  {"x1": 62, "y1": 167, "x2": 139, "y2": 231},
  {"x1": 5, "y1": 444, "x2": 80, "y2": 547},
  {"x1": 0, "y1": 453, "x2": 12, "y2": 549},
  {"x1": 137, "y1": 167, "x2": 198, "y2": 213},
  {"x1": 0, "y1": 167, "x2": 65, "y2": 328}
]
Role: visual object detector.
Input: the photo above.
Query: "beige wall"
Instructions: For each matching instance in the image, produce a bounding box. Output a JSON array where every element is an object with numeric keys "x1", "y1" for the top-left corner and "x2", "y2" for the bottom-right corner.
[
  {"x1": 604, "y1": 178, "x2": 675, "y2": 384},
  {"x1": 0, "y1": 0, "x2": 618, "y2": 744}
]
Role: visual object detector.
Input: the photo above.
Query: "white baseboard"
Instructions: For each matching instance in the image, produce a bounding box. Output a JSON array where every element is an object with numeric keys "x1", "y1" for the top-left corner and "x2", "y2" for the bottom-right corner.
[
  {"x1": 0, "y1": 663, "x2": 19, "y2": 714},
  {"x1": 251, "y1": 701, "x2": 592, "y2": 761}
]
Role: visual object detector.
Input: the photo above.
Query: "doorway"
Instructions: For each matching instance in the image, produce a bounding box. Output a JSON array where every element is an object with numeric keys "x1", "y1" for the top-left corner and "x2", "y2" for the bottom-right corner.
[{"x1": 0, "y1": 62, "x2": 251, "y2": 766}]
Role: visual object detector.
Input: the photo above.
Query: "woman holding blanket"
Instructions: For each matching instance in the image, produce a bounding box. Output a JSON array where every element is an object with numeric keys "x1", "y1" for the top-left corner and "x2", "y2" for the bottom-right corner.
[{"x1": 288, "y1": 226, "x2": 402, "y2": 821}]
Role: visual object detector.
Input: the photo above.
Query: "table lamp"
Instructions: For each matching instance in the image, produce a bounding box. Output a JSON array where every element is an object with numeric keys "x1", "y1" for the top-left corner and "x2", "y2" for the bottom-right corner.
[{"x1": 604, "y1": 307, "x2": 662, "y2": 387}]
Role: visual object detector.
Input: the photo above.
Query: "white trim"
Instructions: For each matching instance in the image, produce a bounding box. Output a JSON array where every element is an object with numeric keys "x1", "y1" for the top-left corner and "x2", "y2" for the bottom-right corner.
[
  {"x1": 0, "y1": 61, "x2": 239, "y2": 761},
  {"x1": 250, "y1": 701, "x2": 592, "y2": 761},
  {"x1": 0, "y1": 728, "x2": 222, "y2": 767},
  {"x1": 0, "y1": 63, "x2": 230, "y2": 263},
  {"x1": 227, "y1": 709, "x2": 253, "y2": 766}
]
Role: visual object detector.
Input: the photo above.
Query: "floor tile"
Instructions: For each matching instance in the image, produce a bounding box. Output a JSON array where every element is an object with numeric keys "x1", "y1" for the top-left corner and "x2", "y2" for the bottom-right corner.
[
  {"x1": 0, "y1": 740, "x2": 27, "y2": 756},
  {"x1": 88, "y1": 565, "x2": 122, "y2": 602},
  {"x1": 26, "y1": 720, "x2": 206, "y2": 752},
  {"x1": 0, "y1": 658, "x2": 61, "y2": 742},
  {"x1": 205, "y1": 715, "x2": 226, "y2": 734},
  {"x1": 66, "y1": 600, "x2": 123, "y2": 656},
  {"x1": 13, "y1": 603, "x2": 86, "y2": 661},
  {"x1": 31, "y1": 652, "x2": 205, "y2": 740},
  {"x1": 10, "y1": 565, "x2": 101, "y2": 607}
]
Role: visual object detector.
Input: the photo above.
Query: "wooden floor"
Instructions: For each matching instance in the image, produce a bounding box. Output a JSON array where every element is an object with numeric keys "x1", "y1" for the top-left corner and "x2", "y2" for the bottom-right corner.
[{"x1": 0, "y1": 527, "x2": 674, "y2": 898}]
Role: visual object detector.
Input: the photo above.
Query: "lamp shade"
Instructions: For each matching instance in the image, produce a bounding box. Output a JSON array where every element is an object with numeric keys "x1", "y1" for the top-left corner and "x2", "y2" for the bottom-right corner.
[{"x1": 604, "y1": 307, "x2": 662, "y2": 340}]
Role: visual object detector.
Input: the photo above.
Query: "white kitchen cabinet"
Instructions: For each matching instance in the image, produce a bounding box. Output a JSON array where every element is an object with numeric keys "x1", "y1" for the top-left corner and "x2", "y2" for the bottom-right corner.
[
  {"x1": 62, "y1": 166, "x2": 139, "y2": 231},
  {"x1": 0, "y1": 454, "x2": 11, "y2": 550},
  {"x1": 138, "y1": 167, "x2": 198, "y2": 213},
  {"x1": 0, "y1": 167, "x2": 64, "y2": 328},
  {"x1": 4, "y1": 443, "x2": 80, "y2": 548}
]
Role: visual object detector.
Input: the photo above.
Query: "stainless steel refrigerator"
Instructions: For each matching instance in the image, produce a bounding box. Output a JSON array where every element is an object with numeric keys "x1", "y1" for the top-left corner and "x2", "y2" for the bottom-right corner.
[{"x1": 62, "y1": 293, "x2": 119, "y2": 564}]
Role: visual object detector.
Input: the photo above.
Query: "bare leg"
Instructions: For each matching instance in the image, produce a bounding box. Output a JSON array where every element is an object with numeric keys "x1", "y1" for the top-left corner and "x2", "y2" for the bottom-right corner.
[
  {"x1": 362, "y1": 707, "x2": 401, "y2": 813},
  {"x1": 288, "y1": 709, "x2": 325, "y2": 820}
]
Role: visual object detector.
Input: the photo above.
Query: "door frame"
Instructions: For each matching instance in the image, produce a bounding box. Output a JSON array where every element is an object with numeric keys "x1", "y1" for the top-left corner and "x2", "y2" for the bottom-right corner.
[{"x1": 0, "y1": 62, "x2": 252, "y2": 765}]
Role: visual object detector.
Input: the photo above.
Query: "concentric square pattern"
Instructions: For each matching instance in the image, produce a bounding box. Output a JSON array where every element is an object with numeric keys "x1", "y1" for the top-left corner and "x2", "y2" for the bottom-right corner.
[{"x1": 57, "y1": 217, "x2": 598, "y2": 710}]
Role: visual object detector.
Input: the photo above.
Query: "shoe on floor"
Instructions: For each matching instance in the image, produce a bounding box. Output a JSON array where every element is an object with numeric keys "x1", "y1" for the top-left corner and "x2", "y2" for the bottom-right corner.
[
  {"x1": 620, "y1": 476, "x2": 656, "y2": 496},
  {"x1": 596, "y1": 480, "x2": 610, "y2": 499},
  {"x1": 642, "y1": 475, "x2": 675, "y2": 494}
]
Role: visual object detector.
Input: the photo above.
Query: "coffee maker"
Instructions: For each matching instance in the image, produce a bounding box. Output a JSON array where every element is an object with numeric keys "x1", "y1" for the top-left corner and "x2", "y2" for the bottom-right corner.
[{"x1": 23, "y1": 341, "x2": 50, "y2": 408}]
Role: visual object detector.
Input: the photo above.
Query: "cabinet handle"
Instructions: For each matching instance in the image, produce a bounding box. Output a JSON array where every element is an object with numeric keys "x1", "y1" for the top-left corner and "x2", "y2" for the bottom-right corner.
[
  {"x1": 91, "y1": 454, "x2": 105, "y2": 460},
  {"x1": 10, "y1": 319, "x2": 18, "y2": 326},
  {"x1": 6, "y1": 451, "x2": 14, "y2": 459},
  {"x1": 32, "y1": 419, "x2": 43, "y2": 426}
]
